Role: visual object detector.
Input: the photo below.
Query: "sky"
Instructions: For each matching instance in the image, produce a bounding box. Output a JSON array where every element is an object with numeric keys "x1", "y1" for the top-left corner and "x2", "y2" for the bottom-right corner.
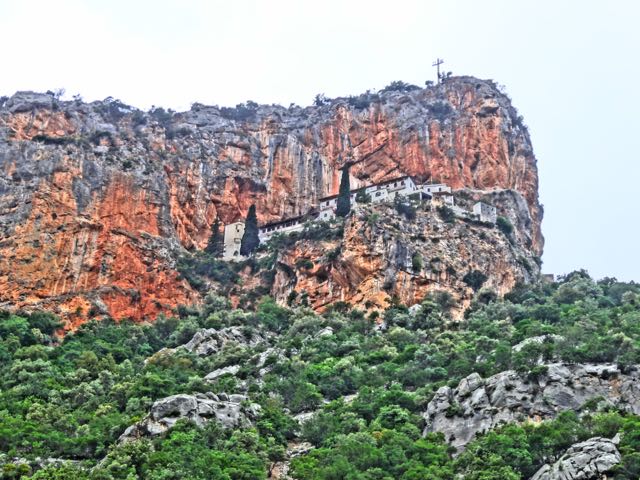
[{"x1": 0, "y1": 0, "x2": 638, "y2": 281}]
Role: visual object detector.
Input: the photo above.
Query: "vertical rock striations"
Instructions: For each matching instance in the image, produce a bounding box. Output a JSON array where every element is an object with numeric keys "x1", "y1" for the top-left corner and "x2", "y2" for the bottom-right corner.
[{"x1": 0, "y1": 77, "x2": 543, "y2": 325}]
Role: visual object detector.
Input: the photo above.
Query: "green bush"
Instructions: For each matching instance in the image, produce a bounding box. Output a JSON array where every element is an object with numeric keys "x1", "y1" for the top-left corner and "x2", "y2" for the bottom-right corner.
[
  {"x1": 412, "y1": 253, "x2": 424, "y2": 272},
  {"x1": 395, "y1": 200, "x2": 417, "y2": 221},
  {"x1": 497, "y1": 216, "x2": 514, "y2": 236},
  {"x1": 437, "y1": 205, "x2": 456, "y2": 223},
  {"x1": 295, "y1": 258, "x2": 314, "y2": 270},
  {"x1": 463, "y1": 270, "x2": 488, "y2": 291}
]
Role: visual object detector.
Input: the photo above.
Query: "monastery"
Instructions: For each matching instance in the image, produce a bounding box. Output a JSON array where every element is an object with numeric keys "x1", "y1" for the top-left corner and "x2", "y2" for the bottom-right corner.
[{"x1": 222, "y1": 176, "x2": 497, "y2": 260}]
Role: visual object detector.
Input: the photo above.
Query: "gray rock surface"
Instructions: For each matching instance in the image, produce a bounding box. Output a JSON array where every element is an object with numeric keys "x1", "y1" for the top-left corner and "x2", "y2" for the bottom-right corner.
[
  {"x1": 204, "y1": 364, "x2": 241, "y2": 382},
  {"x1": 530, "y1": 436, "x2": 621, "y2": 480},
  {"x1": 4, "y1": 91, "x2": 54, "y2": 113},
  {"x1": 423, "y1": 363, "x2": 640, "y2": 451},
  {"x1": 119, "y1": 392, "x2": 260, "y2": 441},
  {"x1": 183, "y1": 327, "x2": 265, "y2": 356},
  {"x1": 269, "y1": 441, "x2": 314, "y2": 479},
  {"x1": 0, "y1": 77, "x2": 543, "y2": 323}
]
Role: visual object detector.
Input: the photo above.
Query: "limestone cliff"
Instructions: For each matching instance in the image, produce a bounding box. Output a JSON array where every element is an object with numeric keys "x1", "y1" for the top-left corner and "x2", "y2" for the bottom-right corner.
[
  {"x1": 0, "y1": 77, "x2": 543, "y2": 325},
  {"x1": 265, "y1": 192, "x2": 539, "y2": 315}
]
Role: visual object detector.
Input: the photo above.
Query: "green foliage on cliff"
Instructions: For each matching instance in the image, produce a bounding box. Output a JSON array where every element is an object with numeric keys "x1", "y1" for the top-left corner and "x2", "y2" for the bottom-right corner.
[
  {"x1": 204, "y1": 217, "x2": 224, "y2": 257},
  {"x1": 1, "y1": 272, "x2": 640, "y2": 478},
  {"x1": 240, "y1": 204, "x2": 260, "y2": 256},
  {"x1": 335, "y1": 167, "x2": 351, "y2": 218}
]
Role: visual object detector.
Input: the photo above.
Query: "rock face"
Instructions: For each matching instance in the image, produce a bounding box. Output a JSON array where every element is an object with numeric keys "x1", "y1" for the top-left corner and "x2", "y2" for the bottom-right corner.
[
  {"x1": 119, "y1": 392, "x2": 260, "y2": 441},
  {"x1": 269, "y1": 441, "x2": 314, "y2": 480},
  {"x1": 270, "y1": 193, "x2": 539, "y2": 315},
  {"x1": 530, "y1": 437, "x2": 621, "y2": 480},
  {"x1": 181, "y1": 326, "x2": 266, "y2": 356},
  {"x1": 0, "y1": 77, "x2": 543, "y2": 325},
  {"x1": 423, "y1": 364, "x2": 640, "y2": 451},
  {"x1": 204, "y1": 364, "x2": 241, "y2": 382}
]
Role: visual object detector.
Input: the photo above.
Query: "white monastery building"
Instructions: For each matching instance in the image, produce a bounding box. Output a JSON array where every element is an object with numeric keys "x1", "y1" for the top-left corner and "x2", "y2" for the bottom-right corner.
[
  {"x1": 222, "y1": 221, "x2": 245, "y2": 261},
  {"x1": 221, "y1": 175, "x2": 498, "y2": 260}
]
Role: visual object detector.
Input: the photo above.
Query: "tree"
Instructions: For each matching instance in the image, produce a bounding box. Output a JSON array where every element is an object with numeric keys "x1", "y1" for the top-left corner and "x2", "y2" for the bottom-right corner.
[
  {"x1": 463, "y1": 270, "x2": 488, "y2": 291},
  {"x1": 336, "y1": 166, "x2": 351, "y2": 217},
  {"x1": 496, "y1": 216, "x2": 514, "y2": 236},
  {"x1": 240, "y1": 205, "x2": 260, "y2": 256},
  {"x1": 205, "y1": 217, "x2": 224, "y2": 257}
]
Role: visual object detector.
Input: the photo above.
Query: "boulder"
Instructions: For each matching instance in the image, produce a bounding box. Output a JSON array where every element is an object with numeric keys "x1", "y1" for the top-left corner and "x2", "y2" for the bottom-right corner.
[
  {"x1": 182, "y1": 327, "x2": 265, "y2": 356},
  {"x1": 530, "y1": 437, "x2": 621, "y2": 480},
  {"x1": 204, "y1": 365, "x2": 241, "y2": 382},
  {"x1": 5, "y1": 91, "x2": 54, "y2": 113},
  {"x1": 119, "y1": 392, "x2": 260, "y2": 442}
]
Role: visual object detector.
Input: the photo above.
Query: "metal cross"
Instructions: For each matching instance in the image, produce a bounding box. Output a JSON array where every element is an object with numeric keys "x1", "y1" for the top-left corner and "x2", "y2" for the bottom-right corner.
[{"x1": 432, "y1": 58, "x2": 444, "y2": 83}]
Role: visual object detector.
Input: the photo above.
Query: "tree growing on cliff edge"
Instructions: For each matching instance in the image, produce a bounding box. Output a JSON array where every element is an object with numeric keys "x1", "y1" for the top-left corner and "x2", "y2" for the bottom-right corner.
[
  {"x1": 205, "y1": 217, "x2": 224, "y2": 257},
  {"x1": 240, "y1": 205, "x2": 260, "y2": 256},
  {"x1": 336, "y1": 166, "x2": 351, "y2": 217}
]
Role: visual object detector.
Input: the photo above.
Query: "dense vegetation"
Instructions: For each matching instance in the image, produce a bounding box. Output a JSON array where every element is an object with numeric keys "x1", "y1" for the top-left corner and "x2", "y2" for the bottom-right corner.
[{"x1": 1, "y1": 271, "x2": 640, "y2": 479}]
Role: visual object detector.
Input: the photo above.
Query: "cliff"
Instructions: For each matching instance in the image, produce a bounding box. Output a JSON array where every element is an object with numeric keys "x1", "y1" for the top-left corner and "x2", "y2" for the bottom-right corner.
[
  {"x1": 0, "y1": 77, "x2": 543, "y2": 325},
  {"x1": 265, "y1": 194, "x2": 539, "y2": 316}
]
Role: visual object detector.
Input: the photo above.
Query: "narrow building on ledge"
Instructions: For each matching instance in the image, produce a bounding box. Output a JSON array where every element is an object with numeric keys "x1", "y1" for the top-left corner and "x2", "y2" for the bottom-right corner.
[
  {"x1": 258, "y1": 215, "x2": 306, "y2": 243},
  {"x1": 473, "y1": 201, "x2": 497, "y2": 224},
  {"x1": 222, "y1": 221, "x2": 245, "y2": 261}
]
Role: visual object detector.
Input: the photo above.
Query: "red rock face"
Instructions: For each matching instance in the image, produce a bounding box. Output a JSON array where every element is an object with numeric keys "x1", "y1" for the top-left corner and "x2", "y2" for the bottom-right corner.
[{"x1": 0, "y1": 77, "x2": 543, "y2": 326}]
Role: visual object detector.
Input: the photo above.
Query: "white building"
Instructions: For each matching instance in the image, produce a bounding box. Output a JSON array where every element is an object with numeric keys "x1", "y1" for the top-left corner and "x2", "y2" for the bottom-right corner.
[
  {"x1": 473, "y1": 201, "x2": 497, "y2": 224},
  {"x1": 317, "y1": 176, "x2": 425, "y2": 218},
  {"x1": 222, "y1": 221, "x2": 245, "y2": 261},
  {"x1": 430, "y1": 190, "x2": 455, "y2": 207},
  {"x1": 421, "y1": 183, "x2": 451, "y2": 195},
  {"x1": 258, "y1": 216, "x2": 306, "y2": 243}
]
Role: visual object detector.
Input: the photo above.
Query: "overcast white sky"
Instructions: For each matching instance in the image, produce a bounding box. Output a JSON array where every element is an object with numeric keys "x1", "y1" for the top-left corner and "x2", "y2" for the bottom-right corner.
[{"x1": 1, "y1": 0, "x2": 638, "y2": 281}]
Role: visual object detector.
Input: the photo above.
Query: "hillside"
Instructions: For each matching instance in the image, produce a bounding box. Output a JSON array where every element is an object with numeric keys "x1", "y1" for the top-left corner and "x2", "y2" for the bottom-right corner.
[
  {"x1": 0, "y1": 77, "x2": 542, "y2": 326},
  {"x1": 1, "y1": 274, "x2": 639, "y2": 479}
]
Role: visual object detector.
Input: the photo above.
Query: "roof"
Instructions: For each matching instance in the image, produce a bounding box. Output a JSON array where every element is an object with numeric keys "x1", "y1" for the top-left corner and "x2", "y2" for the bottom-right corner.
[
  {"x1": 259, "y1": 214, "x2": 306, "y2": 231},
  {"x1": 474, "y1": 201, "x2": 496, "y2": 208},
  {"x1": 318, "y1": 175, "x2": 414, "y2": 202}
]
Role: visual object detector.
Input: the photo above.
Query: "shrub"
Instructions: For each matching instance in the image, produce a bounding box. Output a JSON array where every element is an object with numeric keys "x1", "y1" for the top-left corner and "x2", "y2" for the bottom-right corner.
[
  {"x1": 463, "y1": 270, "x2": 488, "y2": 291},
  {"x1": 380, "y1": 80, "x2": 421, "y2": 93},
  {"x1": 412, "y1": 253, "x2": 424, "y2": 272},
  {"x1": 219, "y1": 102, "x2": 258, "y2": 121},
  {"x1": 324, "y1": 247, "x2": 341, "y2": 262},
  {"x1": 429, "y1": 101, "x2": 453, "y2": 121},
  {"x1": 355, "y1": 190, "x2": 371, "y2": 204},
  {"x1": 296, "y1": 258, "x2": 314, "y2": 270},
  {"x1": 437, "y1": 205, "x2": 456, "y2": 223},
  {"x1": 497, "y1": 216, "x2": 514, "y2": 236},
  {"x1": 177, "y1": 254, "x2": 239, "y2": 291},
  {"x1": 395, "y1": 199, "x2": 417, "y2": 221}
]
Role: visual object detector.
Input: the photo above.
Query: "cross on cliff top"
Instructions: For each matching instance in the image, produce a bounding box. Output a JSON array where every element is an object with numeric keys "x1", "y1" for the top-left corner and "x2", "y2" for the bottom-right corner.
[{"x1": 432, "y1": 58, "x2": 444, "y2": 84}]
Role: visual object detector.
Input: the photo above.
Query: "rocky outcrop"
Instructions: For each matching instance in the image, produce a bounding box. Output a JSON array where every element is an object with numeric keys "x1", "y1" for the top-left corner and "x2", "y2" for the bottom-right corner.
[
  {"x1": 182, "y1": 326, "x2": 266, "y2": 356},
  {"x1": 204, "y1": 365, "x2": 241, "y2": 382},
  {"x1": 0, "y1": 77, "x2": 543, "y2": 325},
  {"x1": 269, "y1": 441, "x2": 314, "y2": 480},
  {"x1": 270, "y1": 194, "x2": 539, "y2": 315},
  {"x1": 119, "y1": 392, "x2": 260, "y2": 441},
  {"x1": 530, "y1": 437, "x2": 621, "y2": 480},
  {"x1": 423, "y1": 364, "x2": 640, "y2": 450}
]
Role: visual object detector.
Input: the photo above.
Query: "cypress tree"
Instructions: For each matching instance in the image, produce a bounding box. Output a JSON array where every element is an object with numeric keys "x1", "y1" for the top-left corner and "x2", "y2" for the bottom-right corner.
[
  {"x1": 335, "y1": 165, "x2": 351, "y2": 217},
  {"x1": 240, "y1": 204, "x2": 260, "y2": 256},
  {"x1": 205, "y1": 216, "x2": 224, "y2": 257}
]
